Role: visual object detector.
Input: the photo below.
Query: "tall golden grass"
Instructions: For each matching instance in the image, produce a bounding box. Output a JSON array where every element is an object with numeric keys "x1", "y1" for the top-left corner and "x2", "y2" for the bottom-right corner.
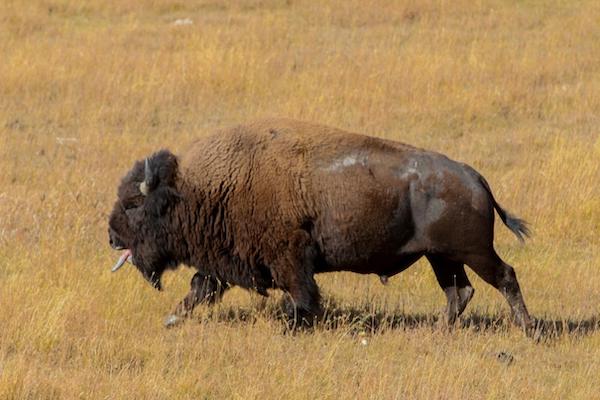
[{"x1": 1, "y1": 0, "x2": 599, "y2": 398}]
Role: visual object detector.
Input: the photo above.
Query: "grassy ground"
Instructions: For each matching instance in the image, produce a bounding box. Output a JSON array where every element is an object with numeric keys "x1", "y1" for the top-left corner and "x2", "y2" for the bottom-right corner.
[{"x1": 1, "y1": 0, "x2": 599, "y2": 398}]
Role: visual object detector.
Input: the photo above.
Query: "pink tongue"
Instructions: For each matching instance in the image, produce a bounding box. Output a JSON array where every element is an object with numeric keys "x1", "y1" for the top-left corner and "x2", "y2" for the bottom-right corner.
[{"x1": 111, "y1": 249, "x2": 132, "y2": 272}]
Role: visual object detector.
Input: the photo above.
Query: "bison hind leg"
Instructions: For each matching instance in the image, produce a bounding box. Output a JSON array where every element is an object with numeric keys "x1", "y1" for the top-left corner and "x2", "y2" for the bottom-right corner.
[
  {"x1": 427, "y1": 255, "x2": 475, "y2": 326},
  {"x1": 462, "y1": 251, "x2": 533, "y2": 334}
]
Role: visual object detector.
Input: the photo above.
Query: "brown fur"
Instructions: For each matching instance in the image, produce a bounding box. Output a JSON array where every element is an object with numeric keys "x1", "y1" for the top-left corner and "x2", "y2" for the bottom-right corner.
[{"x1": 108, "y1": 118, "x2": 532, "y2": 332}]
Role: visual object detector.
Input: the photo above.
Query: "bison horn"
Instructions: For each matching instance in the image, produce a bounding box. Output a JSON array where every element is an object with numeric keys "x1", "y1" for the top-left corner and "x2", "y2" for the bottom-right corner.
[
  {"x1": 140, "y1": 158, "x2": 151, "y2": 195},
  {"x1": 144, "y1": 158, "x2": 152, "y2": 183},
  {"x1": 140, "y1": 181, "x2": 148, "y2": 195}
]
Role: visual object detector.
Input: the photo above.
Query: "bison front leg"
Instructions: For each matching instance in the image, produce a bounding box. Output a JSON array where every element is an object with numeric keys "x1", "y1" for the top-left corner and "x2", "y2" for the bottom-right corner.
[
  {"x1": 427, "y1": 255, "x2": 475, "y2": 326},
  {"x1": 274, "y1": 230, "x2": 322, "y2": 328},
  {"x1": 164, "y1": 272, "x2": 228, "y2": 328},
  {"x1": 282, "y1": 270, "x2": 321, "y2": 328}
]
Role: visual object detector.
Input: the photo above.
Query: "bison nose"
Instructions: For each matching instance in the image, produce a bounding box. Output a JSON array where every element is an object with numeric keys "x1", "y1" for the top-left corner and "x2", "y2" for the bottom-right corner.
[{"x1": 109, "y1": 229, "x2": 125, "y2": 250}]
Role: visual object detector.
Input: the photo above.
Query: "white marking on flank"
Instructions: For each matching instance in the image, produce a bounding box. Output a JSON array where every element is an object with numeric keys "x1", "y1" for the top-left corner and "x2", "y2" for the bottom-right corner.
[{"x1": 398, "y1": 167, "x2": 421, "y2": 180}]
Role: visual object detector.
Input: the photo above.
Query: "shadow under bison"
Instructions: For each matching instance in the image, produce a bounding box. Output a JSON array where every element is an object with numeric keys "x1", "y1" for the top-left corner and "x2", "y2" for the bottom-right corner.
[{"x1": 197, "y1": 299, "x2": 600, "y2": 340}]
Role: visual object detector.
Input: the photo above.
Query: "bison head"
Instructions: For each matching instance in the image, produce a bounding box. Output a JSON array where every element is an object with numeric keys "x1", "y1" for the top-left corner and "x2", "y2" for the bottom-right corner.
[{"x1": 108, "y1": 149, "x2": 182, "y2": 290}]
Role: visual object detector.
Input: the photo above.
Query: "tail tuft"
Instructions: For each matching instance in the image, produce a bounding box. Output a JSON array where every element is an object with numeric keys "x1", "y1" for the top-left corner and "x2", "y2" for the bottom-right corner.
[
  {"x1": 502, "y1": 213, "x2": 530, "y2": 243},
  {"x1": 477, "y1": 175, "x2": 530, "y2": 243}
]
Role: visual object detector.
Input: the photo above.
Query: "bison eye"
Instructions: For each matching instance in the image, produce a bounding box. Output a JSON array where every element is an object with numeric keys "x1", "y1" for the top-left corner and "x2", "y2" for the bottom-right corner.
[{"x1": 120, "y1": 200, "x2": 138, "y2": 211}]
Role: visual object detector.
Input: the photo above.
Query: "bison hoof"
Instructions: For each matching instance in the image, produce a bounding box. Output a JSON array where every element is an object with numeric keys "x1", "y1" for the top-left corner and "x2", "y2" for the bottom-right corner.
[{"x1": 164, "y1": 314, "x2": 184, "y2": 328}]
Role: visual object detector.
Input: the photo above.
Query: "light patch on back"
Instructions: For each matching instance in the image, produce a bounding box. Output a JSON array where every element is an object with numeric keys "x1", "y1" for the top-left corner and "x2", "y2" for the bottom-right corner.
[{"x1": 323, "y1": 153, "x2": 368, "y2": 172}]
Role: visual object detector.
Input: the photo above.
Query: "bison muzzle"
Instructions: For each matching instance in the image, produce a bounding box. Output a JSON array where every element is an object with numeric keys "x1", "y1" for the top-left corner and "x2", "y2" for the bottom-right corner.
[{"x1": 108, "y1": 119, "x2": 533, "y2": 333}]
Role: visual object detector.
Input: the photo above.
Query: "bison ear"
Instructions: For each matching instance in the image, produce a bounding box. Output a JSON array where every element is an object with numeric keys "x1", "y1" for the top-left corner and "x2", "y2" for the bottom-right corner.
[
  {"x1": 145, "y1": 186, "x2": 181, "y2": 216},
  {"x1": 140, "y1": 149, "x2": 181, "y2": 216}
]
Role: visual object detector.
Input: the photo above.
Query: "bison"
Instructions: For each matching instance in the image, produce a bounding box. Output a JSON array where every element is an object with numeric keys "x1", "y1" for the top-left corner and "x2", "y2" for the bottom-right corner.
[{"x1": 108, "y1": 118, "x2": 532, "y2": 332}]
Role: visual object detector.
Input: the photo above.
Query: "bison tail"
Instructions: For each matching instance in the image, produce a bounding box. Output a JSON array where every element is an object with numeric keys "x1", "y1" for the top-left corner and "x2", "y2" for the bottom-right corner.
[
  {"x1": 498, "y1": 209, "x2": 530, "y2": 243},
  {"x1": 477, "y1": 175, "x2": 530, "y2": 243}
]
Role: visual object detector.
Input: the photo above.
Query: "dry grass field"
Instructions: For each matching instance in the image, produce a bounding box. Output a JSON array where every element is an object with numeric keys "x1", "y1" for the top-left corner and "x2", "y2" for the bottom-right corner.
[{"x1": 1, "y1": 0, "x2": 599, "y2": 398}]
